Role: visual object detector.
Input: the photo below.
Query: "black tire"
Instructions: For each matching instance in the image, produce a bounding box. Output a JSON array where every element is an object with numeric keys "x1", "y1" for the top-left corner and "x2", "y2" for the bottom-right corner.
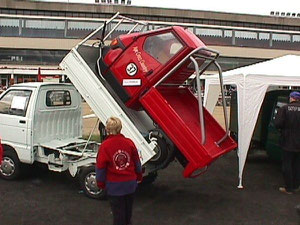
[
  {"x1": 79, "y1": 166, "x2": 106, "y2": 200},
  {"x1": 149, "y1": 134, "x2": 168, "y2": 166},
  {"x1": 0, "y1": 150, "x2": 21, "y2": 180},
  {"x1": 140, "y1": 172, "x2": 158, "y2": 186}
]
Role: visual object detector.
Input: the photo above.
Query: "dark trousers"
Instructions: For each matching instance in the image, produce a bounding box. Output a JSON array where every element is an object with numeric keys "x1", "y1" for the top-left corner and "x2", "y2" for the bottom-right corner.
[
  {"x1": 282, "y1": 151, "x2": 300, "y2": 192},
  {"x1": 108, "y1": 193, "x2": 134, "y2": 225}
]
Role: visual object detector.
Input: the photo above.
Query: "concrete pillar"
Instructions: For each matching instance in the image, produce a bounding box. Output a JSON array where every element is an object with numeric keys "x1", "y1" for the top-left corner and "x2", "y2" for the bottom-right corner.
[{"x1": 10, "y1": 73, "x2": 14, "y2": 86}]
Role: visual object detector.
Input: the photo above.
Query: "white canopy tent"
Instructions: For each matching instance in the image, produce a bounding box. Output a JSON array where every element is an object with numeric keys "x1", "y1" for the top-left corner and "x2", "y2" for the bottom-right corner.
[{"x1": 202, "y1": 55, "x2": 300, "y2": 188}]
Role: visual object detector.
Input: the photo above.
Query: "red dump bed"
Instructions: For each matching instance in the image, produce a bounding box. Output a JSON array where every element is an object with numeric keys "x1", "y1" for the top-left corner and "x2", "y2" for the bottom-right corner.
[
  {"x1": 140, "y1": 87, "x2": 237, "y2": 177},
  {"x1": 99, "y1": 25, "x2": 237, "y2": 178}
]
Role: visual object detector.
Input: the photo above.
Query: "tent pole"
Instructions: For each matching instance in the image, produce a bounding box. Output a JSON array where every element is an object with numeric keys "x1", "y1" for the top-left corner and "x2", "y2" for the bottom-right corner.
[{"x1": 238, "y1": 177, "x2": 244, "y2": 189}]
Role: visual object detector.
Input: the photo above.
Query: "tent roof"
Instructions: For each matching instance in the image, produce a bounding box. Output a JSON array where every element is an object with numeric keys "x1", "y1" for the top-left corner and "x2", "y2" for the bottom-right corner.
[
  {"x1": 203, "y1": 54, "x2": 300, "y2": 188},
  {"x1": 203, "y1": 54, "x2": 300, "y2": 80}
]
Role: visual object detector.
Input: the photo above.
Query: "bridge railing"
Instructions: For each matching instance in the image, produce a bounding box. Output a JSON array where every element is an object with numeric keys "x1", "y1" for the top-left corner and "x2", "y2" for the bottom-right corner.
[{"x1": 1, "y1": 14, "x2": 300, "y2": 50}]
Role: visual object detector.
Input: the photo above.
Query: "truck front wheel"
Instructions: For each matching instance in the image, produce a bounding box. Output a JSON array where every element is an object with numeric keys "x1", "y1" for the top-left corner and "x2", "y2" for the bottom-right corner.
[
  {"x1": 0, "y1": 150, "x2": 20, "y2": 180},
  {"x1": 79, "y1": 166, "x2": 106, "y2": 200}
]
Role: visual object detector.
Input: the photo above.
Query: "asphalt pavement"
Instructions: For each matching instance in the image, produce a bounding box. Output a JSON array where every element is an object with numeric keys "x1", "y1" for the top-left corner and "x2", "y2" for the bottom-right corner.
[{"x1": 0, "y1": 151, "x2": 299, "y2": 225}]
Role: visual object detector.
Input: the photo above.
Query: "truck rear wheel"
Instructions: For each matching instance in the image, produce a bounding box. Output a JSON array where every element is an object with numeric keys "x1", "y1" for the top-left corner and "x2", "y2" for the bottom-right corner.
[
  {"x1": 149, "y1": 134, "x2": 168, "y2": 165},
  {"x1": 0, "y1": 150, "x2": 20, "y2": 180},
  {"x1": 79, "y1": 166, "x2": 106, "y2": 200},
  {"x1": 149, "y1": 132, "x2": 175, "y2": 169}
]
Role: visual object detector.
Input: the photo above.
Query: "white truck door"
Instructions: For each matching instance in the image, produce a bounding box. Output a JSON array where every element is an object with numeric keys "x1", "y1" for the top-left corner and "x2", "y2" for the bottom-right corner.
[{"x1": 0, "y1": 89, "x2": 33, "y2": 163}]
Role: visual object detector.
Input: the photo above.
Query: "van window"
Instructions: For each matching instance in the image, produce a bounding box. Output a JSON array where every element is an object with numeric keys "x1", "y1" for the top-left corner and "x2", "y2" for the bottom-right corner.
[
  {"x1": 0, "y1": 90, "x2": 32, "y2": 117},
  {"x1": 46, "y1": 90, "x2": 71, "y2": 107},
  {"x1": 144, "y1": 32, "x2": 183, "y2": 64},
  {"x1": 272, "y1": 96, "x2": 289, "y2": 120}
]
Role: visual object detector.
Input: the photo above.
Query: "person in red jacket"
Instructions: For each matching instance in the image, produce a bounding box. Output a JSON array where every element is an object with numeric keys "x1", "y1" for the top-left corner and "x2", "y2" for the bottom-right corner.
[
  {"x1": 96, "y1": 117, "x2": 142, "y2": 225},
  {"x1": 0, "y1": 139, "x2": 3, "y2": 165}
]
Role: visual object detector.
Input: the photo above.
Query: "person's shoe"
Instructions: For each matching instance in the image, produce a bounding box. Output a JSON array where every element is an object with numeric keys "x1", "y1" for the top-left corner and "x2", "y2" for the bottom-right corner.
[{"x1": 279, "y1": 187, "x2": 293, "y2": 194}]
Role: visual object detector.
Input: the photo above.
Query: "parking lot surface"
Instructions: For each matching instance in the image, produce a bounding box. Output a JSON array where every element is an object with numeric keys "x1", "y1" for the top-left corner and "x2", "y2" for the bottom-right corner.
[{"x1": 0, "y1": 151, "x2": 299, "y2": 225}]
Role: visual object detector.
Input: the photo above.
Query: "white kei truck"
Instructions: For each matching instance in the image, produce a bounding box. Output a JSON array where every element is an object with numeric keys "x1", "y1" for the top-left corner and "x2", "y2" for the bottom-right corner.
[
  {"x1": 0, "y1": 13, "x2": 236, "y2": 199},
  {"x1": 0, "y1": 82, "x2": 106, "y2": 198}
]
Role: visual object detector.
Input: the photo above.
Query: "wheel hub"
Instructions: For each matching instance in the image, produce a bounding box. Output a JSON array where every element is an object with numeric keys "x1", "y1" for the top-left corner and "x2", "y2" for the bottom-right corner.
[
  {"x1": 0, "y1": 157, "x2": 15, "y2": 177},
  {"x1": 150, "y1": 144, "x2": 162, "y2": 162},
  {"x1": 85, "y1": 172, "x2": 102, "y2": 195}
]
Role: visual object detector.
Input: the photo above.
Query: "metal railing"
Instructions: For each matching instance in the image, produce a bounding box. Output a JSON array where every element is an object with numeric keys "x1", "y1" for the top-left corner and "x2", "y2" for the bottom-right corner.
[
  {"x1": 154, "y1": 47, "x2": 229, "y2": 146},
  {"x1": 1, "y1": 13, "x2": 300, "y2": 50}
]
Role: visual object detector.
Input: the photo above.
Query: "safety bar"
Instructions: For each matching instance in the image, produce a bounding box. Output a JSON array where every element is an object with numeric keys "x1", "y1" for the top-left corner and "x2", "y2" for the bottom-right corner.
[
  {"x1": 213, "y1": 61, "x2": 230, "y2": 145},
  {"x1": 76, "y1": 12, "x2": 148, "y2": 48},
  {"x1": 104, "y1": 18, "x2": 125, "y2": 40},
  {"x1": 190, "y1": 56, "x2": 206, "y2": 145},
  {"x1": 154, "y1": 47, "x2": 230, "y2": 146},
  {"x1": 192, "y1": 58, "x2": 230, "y2": 145},
  {"x1": 77, "y1": 12, "x2": 120, "y2": 47},
  {"x1": 154, "y1": 47, "x2": 219, "y2": 88}
]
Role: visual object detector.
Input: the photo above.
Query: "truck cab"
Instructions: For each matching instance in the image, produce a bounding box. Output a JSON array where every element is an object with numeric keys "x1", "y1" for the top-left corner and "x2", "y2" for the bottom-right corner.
[{"x1": 100, "y1": 26, "x2": 207, "y2": 110}]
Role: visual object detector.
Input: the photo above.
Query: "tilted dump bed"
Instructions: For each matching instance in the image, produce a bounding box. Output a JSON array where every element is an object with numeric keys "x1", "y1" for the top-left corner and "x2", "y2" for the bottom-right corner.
[
  {"x1": 62, "y1": 13, "x2": 237, "y2": 178},
  {"x1": 99, "y1": 23, "x2": 237, "y2": 177}
]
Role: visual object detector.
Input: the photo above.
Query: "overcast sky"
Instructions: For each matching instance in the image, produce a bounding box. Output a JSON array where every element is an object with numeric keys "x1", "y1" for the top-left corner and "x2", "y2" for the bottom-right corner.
[{"x1": 42, "y1": 0, "x2": 300, "y2": 16}]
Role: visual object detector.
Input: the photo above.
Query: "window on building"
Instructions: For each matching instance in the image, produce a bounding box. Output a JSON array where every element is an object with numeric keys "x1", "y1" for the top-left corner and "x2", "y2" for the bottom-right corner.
[
  {"x1": 259, "y1": 33, "x2": 270, "y2": 40},
  {"x1": 24, "y1": 19, "x2": 65, "y2": 30},
  {"x1": 195, "y1": 28, "x2": 223, "y2": 37},
  {"x1": 293, "y1": 35, "x2": 300, "y2": 42},
  {"x1": 224, "y1": 30, "x2": 233, "y2": 37},
  {"x1": 0, "y1": 90, "x2": 32, "y2": 116},
  {"x1": 0, "y1": 49, "x2": 68, "y2": 65},
  {"x1": 67, "y1": 21, "x2": 102, "y2": 30},
  {"x1": 235, "y1": 31, "x2": 257, "y2": 39},
  {"x1": 0, "y1": 18, "x2": 19, "y2": 27},
  {"x1": 272, "y1": 33, "x2": 291, "y2": 42}
]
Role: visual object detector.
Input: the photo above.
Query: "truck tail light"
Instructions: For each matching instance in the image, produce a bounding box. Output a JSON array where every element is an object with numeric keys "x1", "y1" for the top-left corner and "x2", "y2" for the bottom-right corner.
[{"x1": 110, "y1": 39, "x2": 119, "y2": 49}]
